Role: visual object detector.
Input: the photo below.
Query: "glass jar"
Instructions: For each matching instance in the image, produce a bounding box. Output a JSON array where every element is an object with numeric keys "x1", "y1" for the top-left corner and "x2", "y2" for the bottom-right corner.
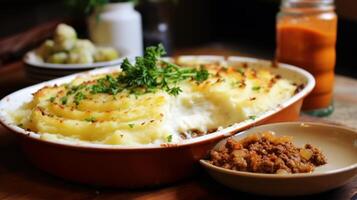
[
  {"x1": 276, "y1": 0, "x2": 337, "y2": 117},
  {"x1": 139, "y1": 0, "x2": 173, "y2": 55}
]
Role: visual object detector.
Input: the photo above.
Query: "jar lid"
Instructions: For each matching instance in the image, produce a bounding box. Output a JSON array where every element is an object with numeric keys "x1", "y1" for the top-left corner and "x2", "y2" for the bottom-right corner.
[{"x1": 281, "y1": 0, "x2": 334, "y2": 9}]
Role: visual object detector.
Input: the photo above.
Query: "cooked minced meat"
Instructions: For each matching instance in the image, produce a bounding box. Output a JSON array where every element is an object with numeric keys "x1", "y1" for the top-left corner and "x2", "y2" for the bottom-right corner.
[{"x1": 208, "y1": 131, "x2": 327, "y2": 174}]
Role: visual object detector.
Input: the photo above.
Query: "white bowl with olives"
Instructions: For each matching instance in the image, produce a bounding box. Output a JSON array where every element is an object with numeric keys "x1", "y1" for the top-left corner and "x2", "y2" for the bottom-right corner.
[{"x1": 24, "y1": 23, "x2": 124, "y2": 82}]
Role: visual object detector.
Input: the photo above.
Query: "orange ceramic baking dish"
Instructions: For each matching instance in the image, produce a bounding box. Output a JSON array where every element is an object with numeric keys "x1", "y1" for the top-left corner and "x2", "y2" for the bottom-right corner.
[{"x1": 0, "y1": 56, "x2": 315, "y2": 188}]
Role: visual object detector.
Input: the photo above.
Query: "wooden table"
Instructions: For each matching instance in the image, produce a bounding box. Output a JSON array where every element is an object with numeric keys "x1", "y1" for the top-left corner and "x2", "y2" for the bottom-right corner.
[{"x1": 1, "y1": 48, "x2": 357, "y2": 200}]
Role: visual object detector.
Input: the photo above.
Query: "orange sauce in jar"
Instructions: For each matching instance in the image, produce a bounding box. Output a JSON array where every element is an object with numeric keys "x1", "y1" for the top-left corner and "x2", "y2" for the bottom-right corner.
[{"x1": 276, "y1": 1, "x2": 337, "y2": 111}]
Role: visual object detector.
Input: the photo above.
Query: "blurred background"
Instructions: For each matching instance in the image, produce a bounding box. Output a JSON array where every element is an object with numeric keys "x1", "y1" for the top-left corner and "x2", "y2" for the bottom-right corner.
[{"x1": 0, "y1": 0, "x2": 356, "y2": 77}]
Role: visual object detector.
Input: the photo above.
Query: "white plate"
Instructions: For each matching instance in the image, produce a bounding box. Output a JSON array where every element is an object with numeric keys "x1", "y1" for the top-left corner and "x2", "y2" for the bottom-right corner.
[{"x1": 24, "y1": 51, "x2": 125, "y2": 70}]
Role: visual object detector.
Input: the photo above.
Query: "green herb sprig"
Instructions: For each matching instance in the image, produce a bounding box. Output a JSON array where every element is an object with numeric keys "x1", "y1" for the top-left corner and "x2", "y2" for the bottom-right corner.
[
  {"x1": 56, "y1": 44, "x2": 210, "y2": 105},
  {"x1": 249, "y1": 115, "x2": 257, "y2": 120},
  {"x1": 252, "y1": 86, "x2": 261, "y2": 91},
  {"x1": 90, "y1": 44, "x2": 209, "y2": 96},
  {"x1": 167, "y1": 134, "x2": 172, "y2": 142},
  {"x1": 85, "y1": 116, "x2": 97, "y2": 122}
]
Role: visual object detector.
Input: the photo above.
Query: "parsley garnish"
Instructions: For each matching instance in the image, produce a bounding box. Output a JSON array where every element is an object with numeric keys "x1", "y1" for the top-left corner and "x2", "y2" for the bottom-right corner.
[
  {"x1": 90, "y1": 75, "x2": 123, "y2": 95},
  {"x1": 128, "y1": 123, "x2": 135, "y2": 128},
  {"x1": 49, "y1": 97, "x2": 55, "y2": 103},
  {"x1": 60, "y1": 96, "x2": 68, "y2": 105},
  {"x1": 231, "y1": 81, "x2": 242, "y2": 88},
  {"x1": 116, "y1": 44, "x2": 210, "y2": 96},
  {"x1": 73, "y1": 92, "x2": 86, "y2": 105},
  {"x1": 236, "y1": 68, "x2": 245, "y2": 75},
  {"x1": 67, "y1": 84, "x2": 86, "y2": 95},
  {"x1": 249, "y1": 115, "x2": 257, "y2": 120},
  {"x1": 195, "y1": 67, "x2": 210, "y2": 82},
  {"x1": 167, "y1": 134, "x2": 173, "y2": 142},
  {"x1": 84, "y1": 116, "x2": 96, "y2": 122},
  {"x1": 252, "y1": 86, "x2": 261, "y2": 91},
  {"x1": 59, "y1": 44, "x2": 210, "y2": 104},
  {"x1": 168, "y1": 87, "x2": 182, "y2": 96}
]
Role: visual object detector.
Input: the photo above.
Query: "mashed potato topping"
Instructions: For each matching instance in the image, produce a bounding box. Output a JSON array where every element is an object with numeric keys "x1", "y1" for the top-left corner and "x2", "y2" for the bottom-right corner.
[{"x1": 13, "y1": 46, "x2": 299, "y2": 146}]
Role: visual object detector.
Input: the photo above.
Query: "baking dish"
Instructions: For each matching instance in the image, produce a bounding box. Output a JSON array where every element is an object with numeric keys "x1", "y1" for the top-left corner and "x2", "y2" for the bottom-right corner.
[{"x1": 0, "y1": 56, "x2": 315, "y2": 187}]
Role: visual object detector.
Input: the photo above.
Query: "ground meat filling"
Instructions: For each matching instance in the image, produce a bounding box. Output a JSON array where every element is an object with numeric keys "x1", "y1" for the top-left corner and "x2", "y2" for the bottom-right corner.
[{"x1": 208, "y1": 131, "x2": 327, "y2": 174}]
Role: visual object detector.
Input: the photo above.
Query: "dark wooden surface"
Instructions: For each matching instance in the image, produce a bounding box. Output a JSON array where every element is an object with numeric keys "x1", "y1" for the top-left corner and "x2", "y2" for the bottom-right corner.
[
  {"x1": 0, "y1": 25, "x2": 357, "y2": 200},
  {"x1": 0, "y1": 126, "x2": 356, "y2": 200}
]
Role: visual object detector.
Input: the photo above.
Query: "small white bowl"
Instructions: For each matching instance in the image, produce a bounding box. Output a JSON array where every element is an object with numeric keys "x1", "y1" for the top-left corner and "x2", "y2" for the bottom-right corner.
[
  {"x1": 23, "y1": 51, "x2": 124, "y2": 82},
  {"x1": 200, "y1": 122, "x2": 357, "y2": 196}
]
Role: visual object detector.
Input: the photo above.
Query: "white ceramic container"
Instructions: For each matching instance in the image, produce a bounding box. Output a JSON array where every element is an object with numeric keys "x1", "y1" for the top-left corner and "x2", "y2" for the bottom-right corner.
[{"x1": 88, "y1": 2, "x2": 143, "y2": 57}]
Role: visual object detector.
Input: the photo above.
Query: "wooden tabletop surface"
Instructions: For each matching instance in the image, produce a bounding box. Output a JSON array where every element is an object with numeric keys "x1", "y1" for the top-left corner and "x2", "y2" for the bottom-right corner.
[{"x1": 0, "y1": 47, "x2": 357, "y2": 200}]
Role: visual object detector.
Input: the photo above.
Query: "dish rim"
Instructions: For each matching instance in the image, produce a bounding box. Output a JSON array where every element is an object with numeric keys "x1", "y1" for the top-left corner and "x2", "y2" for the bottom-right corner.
[
  {"x1": 23, "y1": 50, "x2": 124, "y2": 70},
  {"x1": 200, "y1": 122, "x2": 357, "y2": 179},
  {"x1": 0, "y1": 56, "x2": 315, "y2": 150}
]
